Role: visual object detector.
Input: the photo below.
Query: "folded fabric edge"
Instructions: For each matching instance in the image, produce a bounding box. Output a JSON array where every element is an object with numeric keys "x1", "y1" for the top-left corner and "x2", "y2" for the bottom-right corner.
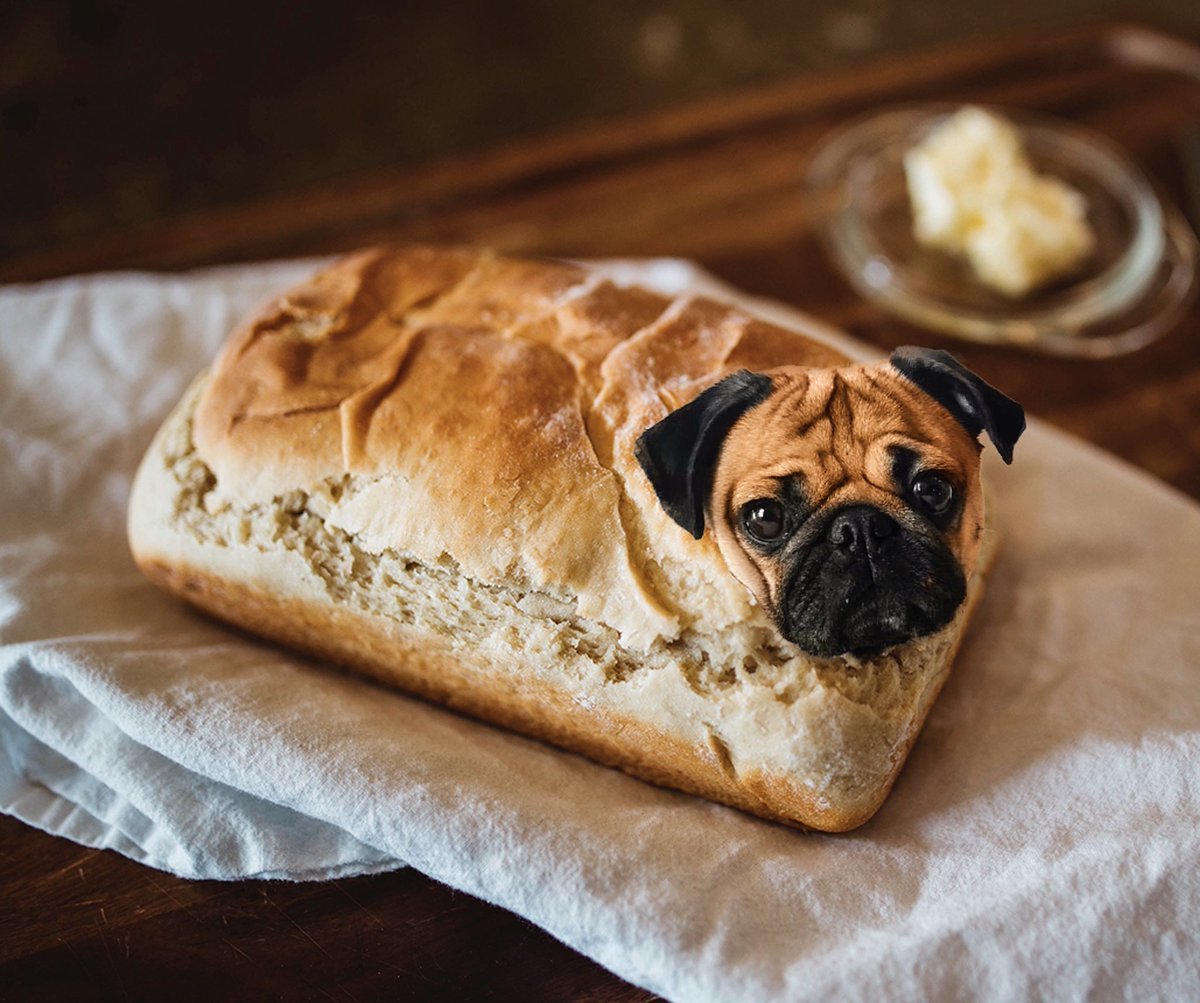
[{"x1": 0, "y1": 671, "x2": 408, "y2": 882}]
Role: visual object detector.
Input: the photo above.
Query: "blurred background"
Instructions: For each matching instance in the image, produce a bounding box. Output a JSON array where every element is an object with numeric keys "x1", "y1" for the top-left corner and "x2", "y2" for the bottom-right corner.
[{"x1": 4, "y1": 0, "x2": 1200, "y2": 267}]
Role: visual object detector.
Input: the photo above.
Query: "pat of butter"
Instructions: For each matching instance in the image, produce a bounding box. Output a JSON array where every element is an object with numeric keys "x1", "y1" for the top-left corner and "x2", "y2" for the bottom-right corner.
[{"x1": 904, "y1": 107, "x2": 1095, "y2": 297}]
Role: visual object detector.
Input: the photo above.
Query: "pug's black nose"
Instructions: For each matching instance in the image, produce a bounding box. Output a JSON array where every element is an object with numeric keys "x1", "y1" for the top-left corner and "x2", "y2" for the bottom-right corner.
[{"x1": 827, "y1": 506, "x2": 898, "y2": 559}]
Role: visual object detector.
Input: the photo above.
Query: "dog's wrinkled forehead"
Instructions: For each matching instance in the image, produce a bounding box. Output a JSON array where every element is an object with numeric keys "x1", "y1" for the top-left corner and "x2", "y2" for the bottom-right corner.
[
  {"x1": 719, "y1": 364, "x2": 977, "y2": 508},
  {"x1": 634, "y1": 346, "x2": 1024, "y2": 540}
]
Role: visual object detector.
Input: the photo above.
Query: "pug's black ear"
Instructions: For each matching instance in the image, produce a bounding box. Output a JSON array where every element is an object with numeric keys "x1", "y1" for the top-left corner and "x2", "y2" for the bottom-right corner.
[
  {"x1": 635, "y1": 370, "x2": 773, "y2": 539},
  {"x1": 891, "y1": 347, "x2": 1026, "y2": 464}
]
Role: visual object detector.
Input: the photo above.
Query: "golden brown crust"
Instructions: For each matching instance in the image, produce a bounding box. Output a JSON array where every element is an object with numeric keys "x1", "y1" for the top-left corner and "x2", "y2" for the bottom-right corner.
[
  {"x1": 129, "y1": 245, "x2": 1001, "y2": 832},
  {"x1": 191, "y1": 245, "x2": 851, "y2": 649}
]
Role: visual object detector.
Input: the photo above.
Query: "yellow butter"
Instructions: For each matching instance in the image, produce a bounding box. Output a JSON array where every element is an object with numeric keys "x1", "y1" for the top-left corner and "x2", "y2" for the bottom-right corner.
[{"x1": 904, "y1": 107, "x2": 1094, "y2": 297}]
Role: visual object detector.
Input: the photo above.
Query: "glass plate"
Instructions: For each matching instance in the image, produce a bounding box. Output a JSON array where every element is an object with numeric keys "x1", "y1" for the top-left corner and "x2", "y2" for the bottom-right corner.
[{"x1": 804, "y1": 104, "x2": 1198, "y2": 358}]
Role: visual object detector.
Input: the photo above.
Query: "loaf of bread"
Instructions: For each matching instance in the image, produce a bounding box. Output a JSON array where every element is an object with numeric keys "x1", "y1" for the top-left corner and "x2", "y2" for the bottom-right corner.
[{"x1": 128, "y1": 246, "x2": 999, "y2": 832}]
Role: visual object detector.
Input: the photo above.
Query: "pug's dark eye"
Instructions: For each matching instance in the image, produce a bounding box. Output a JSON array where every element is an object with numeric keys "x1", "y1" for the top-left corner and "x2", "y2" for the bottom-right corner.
[
  {"x1": 911, "y1": 472, "x2": 954, "y2": 515},
  {"x1": 741, "y1": 499, "x2": 787, "y2": 544}
]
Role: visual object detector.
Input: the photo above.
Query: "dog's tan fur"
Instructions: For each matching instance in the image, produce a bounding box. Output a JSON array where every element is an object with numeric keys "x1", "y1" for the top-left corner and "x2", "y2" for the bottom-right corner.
[{"x1": 709, "y1": 362, "x2": 986, "y2": 621}]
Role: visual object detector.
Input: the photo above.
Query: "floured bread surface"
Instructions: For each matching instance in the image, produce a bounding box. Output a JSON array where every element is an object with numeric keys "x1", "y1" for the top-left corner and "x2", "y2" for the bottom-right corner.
[{"x1": 129, "y1": 246, "x2": 995, "y2": 831}]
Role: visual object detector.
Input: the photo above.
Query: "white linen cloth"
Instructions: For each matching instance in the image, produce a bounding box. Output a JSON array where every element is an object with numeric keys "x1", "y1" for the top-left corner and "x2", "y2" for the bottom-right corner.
[{"x1": 1, "y1": 258, "x2": 1197, "y2": 1001}]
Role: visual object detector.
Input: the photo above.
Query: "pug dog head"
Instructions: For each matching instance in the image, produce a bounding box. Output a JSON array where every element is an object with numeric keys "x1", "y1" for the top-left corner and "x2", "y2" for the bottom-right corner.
[{"x1": 635, "y1": 347, "x2": 1025, "y2": 658}]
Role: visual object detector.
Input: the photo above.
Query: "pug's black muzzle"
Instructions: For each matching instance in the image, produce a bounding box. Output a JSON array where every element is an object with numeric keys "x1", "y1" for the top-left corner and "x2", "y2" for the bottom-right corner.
[{"x1": 780, "y1": 504, "x2": 966, "y2": 658}]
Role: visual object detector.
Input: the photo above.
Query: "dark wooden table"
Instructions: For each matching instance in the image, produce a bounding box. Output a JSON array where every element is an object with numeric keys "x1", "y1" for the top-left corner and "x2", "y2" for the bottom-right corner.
[{"x1": 3, "y1": 21, "x2": 1200, "y2": 1001}]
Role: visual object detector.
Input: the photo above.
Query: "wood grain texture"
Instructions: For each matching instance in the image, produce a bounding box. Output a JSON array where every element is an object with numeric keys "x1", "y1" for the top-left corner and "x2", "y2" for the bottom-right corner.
[
  {"x1": 3, "y1": 20, "x2": 1199, "y2": 1002},
  {"x1": 0, "y1": 812, "x2": 653, "y2": 1002}
]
